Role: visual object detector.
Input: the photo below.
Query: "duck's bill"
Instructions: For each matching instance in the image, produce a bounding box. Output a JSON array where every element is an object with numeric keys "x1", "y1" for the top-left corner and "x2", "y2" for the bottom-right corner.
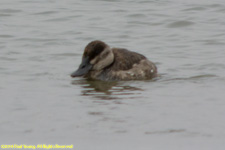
[{"x1": 71, "y1": 57, "x2": 92, "y2": 78}]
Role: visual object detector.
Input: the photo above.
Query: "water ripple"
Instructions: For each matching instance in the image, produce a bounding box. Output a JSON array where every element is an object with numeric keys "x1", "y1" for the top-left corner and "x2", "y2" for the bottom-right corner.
[
  {"x1": 0, "y1": 35, "x2": 14, "y2": 38},
  {"x1": 71, "y1": 79, "x2": 144, "y2": 100},
  {"x1": 32, "y1": 11, "x2": 58, "y2": 15},
  {"x1": 167, "y1": 20, "x2": 195, "y2": 28}
]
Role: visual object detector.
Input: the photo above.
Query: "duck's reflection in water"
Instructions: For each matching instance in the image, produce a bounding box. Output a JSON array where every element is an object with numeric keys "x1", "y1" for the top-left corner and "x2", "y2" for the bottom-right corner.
[{"x1": 71, "y1": 79, "x2": 144, "y2": 100}]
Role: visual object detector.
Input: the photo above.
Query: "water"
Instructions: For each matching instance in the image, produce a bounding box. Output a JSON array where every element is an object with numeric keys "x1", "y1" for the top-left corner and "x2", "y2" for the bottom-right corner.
[{"x1": 1, "y1": 0, "x2": 225, "y2": 149}]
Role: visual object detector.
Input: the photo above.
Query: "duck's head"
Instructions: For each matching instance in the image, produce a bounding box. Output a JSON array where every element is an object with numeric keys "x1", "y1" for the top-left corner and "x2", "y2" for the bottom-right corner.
[{"x1": 71, "y1": 40, "x2": 114, "y2": 78}]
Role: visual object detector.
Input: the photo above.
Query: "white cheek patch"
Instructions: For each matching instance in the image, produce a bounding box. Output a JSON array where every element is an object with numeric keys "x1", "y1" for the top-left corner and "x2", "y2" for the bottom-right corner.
[
  {"x1": 92, "y1": 49, "x2": 114, "y2": 70},
  {"x1": 90, "y1": 56, "x2": 98, "y2": 65},
  {"x1": 90, "y1": 47, "x2": 110, "y2": 65}
]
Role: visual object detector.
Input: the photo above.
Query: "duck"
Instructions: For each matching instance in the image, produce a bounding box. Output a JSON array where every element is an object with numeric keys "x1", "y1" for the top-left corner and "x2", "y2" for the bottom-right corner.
[{"x1": 71, "y1": 40, "x2": 157, "y2": 81}]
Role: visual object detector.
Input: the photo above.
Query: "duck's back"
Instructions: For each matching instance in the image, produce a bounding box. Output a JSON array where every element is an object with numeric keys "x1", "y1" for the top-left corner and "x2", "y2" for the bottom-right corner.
[
  {"x1": 102, "y1": 48, "x2": 157, "y2": 80},
  {"x1": 110, "y1": 48, "x2": 146, "y2": 71}
]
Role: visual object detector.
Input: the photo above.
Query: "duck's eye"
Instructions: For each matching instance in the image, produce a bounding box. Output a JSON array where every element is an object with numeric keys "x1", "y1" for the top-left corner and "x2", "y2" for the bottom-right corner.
[{"x1": 81, "y1": 65, "x2": 86, "y2": 69}]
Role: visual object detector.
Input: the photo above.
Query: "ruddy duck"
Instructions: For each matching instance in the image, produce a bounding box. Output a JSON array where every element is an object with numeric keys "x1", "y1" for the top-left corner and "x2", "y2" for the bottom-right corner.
[{"x1": 71, "y1": 40, "x2": 157, "y2": 81}]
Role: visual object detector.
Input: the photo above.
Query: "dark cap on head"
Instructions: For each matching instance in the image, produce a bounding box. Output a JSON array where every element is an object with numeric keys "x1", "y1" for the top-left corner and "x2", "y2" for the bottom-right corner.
[
  {"x1": 83, "y1": 40, "x2": 108, "y2": 60},
  {"x1": 71, "y1": 40, "x2": 108, "y2": 78}
]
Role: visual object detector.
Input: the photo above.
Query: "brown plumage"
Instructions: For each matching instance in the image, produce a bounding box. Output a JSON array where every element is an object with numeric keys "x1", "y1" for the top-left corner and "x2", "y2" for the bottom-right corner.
[
  {"x1": 109, "y1": 48, "x2": 146, "y2": 71},
  {"x1": 71, "y1": 40, "x2": 157, "y2": 81}
]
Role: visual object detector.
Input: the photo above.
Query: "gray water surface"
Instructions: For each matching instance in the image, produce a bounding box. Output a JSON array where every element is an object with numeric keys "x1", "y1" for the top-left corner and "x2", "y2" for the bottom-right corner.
[{"x1": 1, "y1": 0, "x2": 225, "y2": 150}]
